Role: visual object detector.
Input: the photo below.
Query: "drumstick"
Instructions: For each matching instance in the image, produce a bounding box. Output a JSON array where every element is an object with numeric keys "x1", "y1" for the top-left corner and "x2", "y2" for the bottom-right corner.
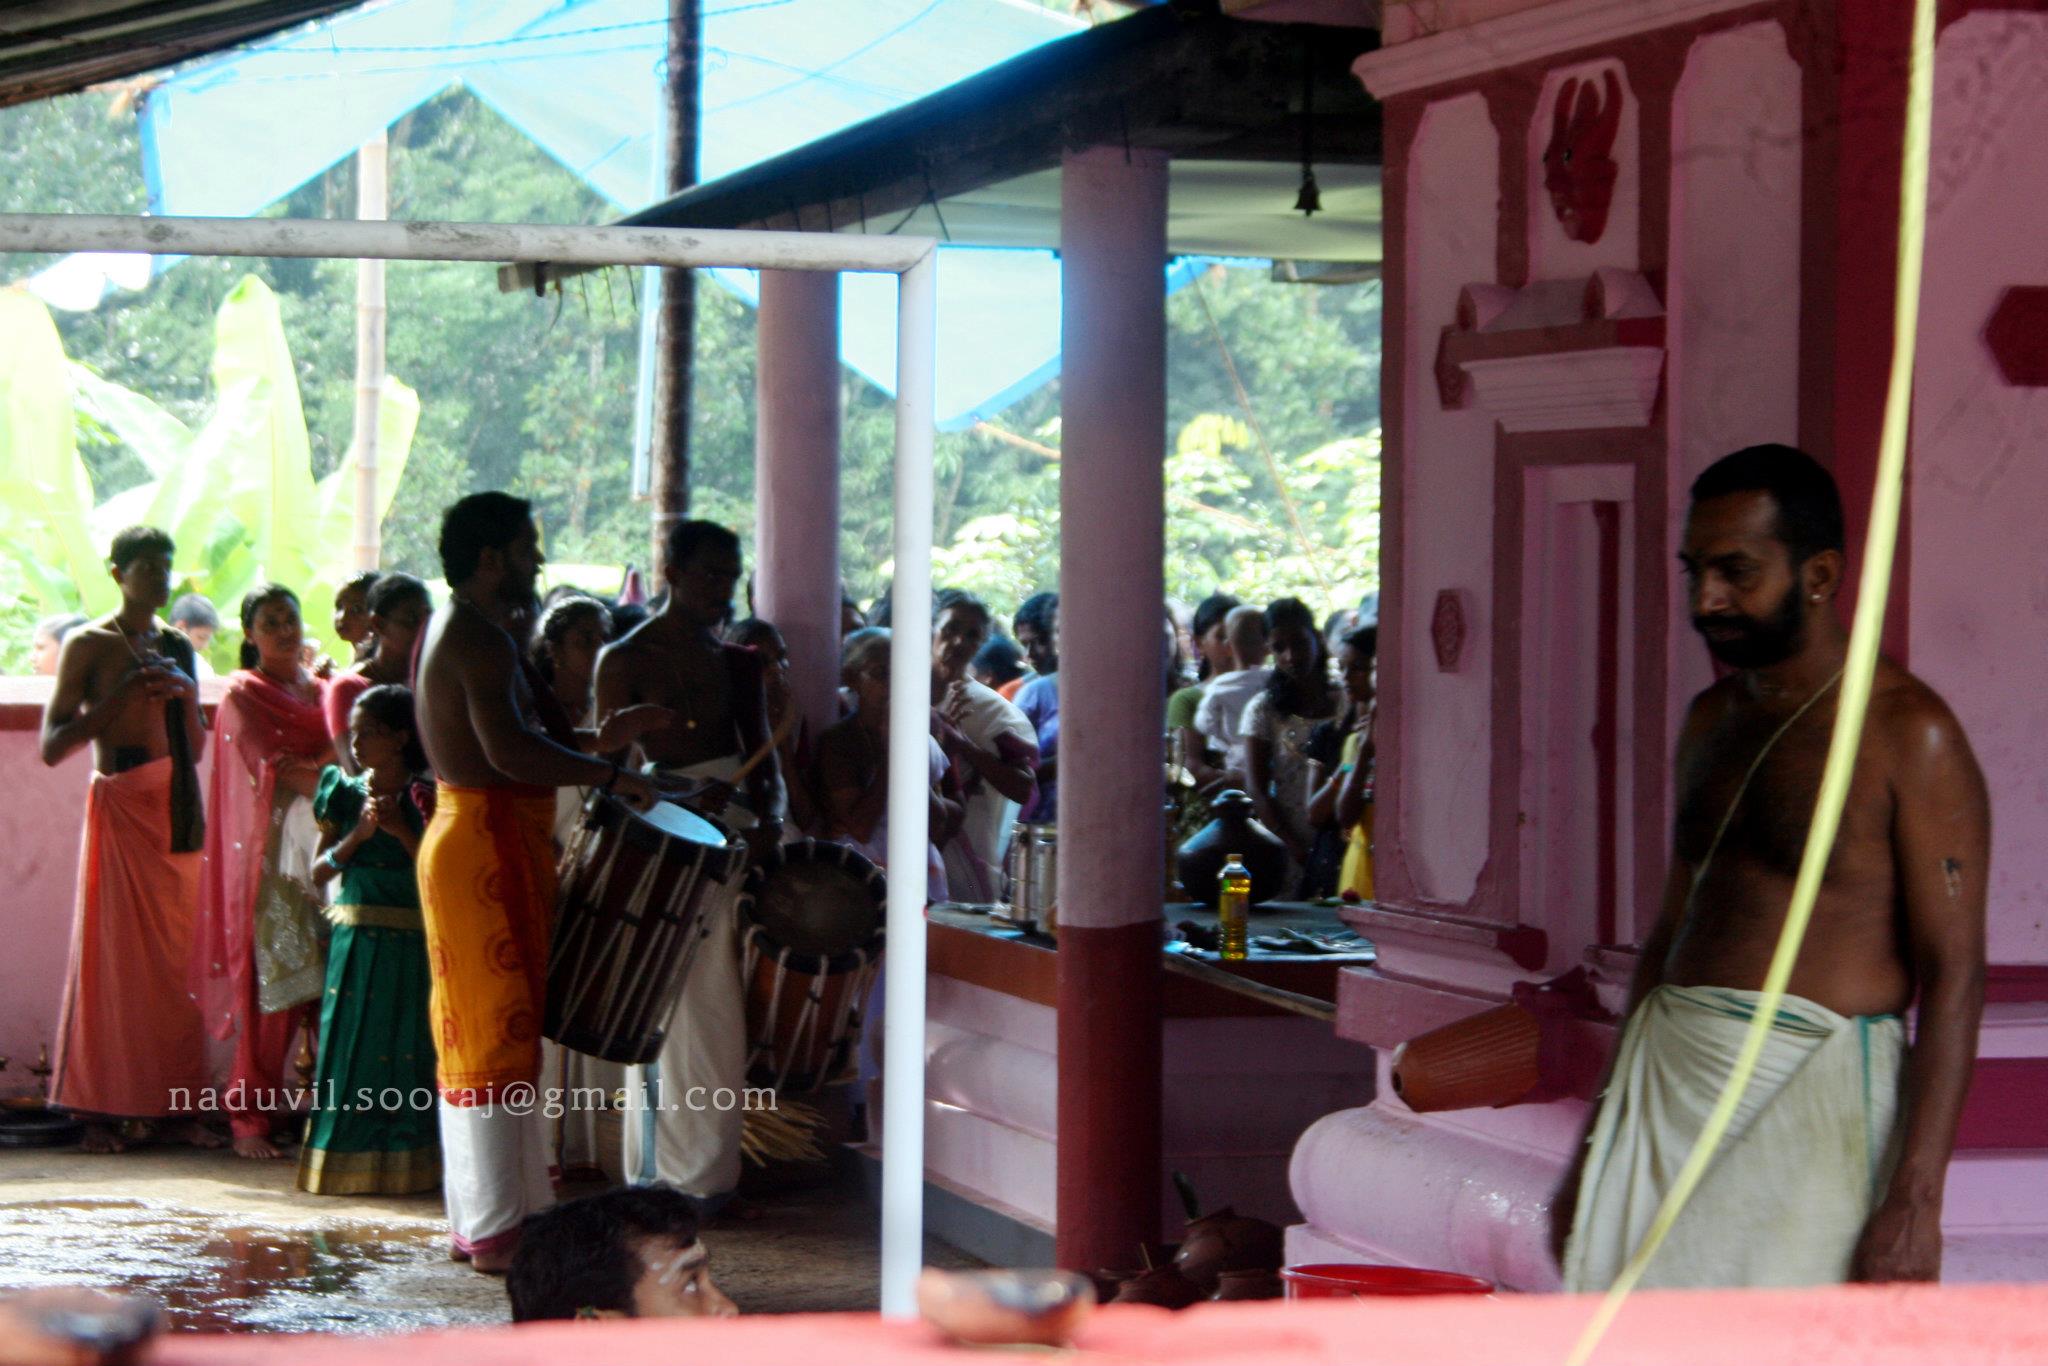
[{"x1": 728, "y1": 708, "x2": 799, "y2": 787}]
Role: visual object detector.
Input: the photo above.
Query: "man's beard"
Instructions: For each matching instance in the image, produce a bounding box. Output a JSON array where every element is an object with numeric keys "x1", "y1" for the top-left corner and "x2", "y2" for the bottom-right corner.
[
  {"x1": 499, "y1": 582, "x2": 541, "y2": 642},
  {"x1": 1694, "y1": 583, "x2": 1807, "y2": 668}
]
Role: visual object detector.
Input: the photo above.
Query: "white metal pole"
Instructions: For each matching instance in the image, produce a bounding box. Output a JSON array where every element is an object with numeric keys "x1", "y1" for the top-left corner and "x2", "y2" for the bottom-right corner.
[
  {"x1": 0, "y1": 214, "x2": 931, "y2": 274},
  {"x1": 350, "y1": 134, "x2": 389, "y2": 573},
  {"x1": 631, "y1": 51, "x2": 673, "y2": 501},
  {"x1": 880, "y1": 248, "x2": 937, "y2": 1318}
]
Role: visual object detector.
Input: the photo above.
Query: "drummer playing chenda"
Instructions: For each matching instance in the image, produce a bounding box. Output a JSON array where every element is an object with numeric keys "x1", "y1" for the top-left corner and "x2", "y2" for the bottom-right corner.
[
  {"x1": 596, "y1": 518, "x2": 786, "y2": 1217},
  {"x1": 414, "y1": 492, "x2": 657, "y2": 1274}
]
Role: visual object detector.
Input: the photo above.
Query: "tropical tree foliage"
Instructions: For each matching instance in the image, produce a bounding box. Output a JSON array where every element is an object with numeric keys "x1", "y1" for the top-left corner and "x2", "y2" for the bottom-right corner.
[
  {"x1": 0, "y1": 280, "x2": 417, "y2": 671},
  {"x1": 0, "y1": 85, "x2": 1380, "y2": 671}
]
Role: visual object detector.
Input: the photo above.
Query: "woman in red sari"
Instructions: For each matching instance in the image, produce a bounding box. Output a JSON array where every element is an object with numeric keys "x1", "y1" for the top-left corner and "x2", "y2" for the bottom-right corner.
[{"x1": 193, "y1": 584, "x2": 335, "y2": 1158}]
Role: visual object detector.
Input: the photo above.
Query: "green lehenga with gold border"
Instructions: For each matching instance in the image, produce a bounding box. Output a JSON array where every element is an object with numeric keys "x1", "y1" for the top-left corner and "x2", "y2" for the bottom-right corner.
[{"x1": 296, "y1": 766, "x2": 441, "y2": 1195}]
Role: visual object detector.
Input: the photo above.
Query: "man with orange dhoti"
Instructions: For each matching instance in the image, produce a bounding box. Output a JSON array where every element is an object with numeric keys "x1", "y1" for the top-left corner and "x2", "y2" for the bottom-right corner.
[
  {"x1": 415, "y1": 493, "x2": 658, "y2": 1273},
  {"x1": 40, "y1": 527, "x2": 218, "y2": 1153}
]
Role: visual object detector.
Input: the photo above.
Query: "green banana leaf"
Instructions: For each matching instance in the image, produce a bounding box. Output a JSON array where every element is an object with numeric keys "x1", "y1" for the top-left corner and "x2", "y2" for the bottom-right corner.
[
  {"x1": 71, "y1": 362, "x2": 193, "y2": 479},
  {"x1": 129, "y1": 275, "x2": 422, "y2": 661},
  {"x1": 311, "y1": 375, "x2": 420, "y2": 591},
  {"x1": 4, "y1": 277, "x2": 424, "y2": 669},
  {"x1": 0, "y1": 290, "x2": 112, "y2": 617}
]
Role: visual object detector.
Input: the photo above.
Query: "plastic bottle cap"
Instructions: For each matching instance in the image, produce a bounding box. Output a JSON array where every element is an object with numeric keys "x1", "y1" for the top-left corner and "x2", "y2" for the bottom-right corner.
[{"x1": 1228, "y1": 852, "x2": 1241, "y2": 860}]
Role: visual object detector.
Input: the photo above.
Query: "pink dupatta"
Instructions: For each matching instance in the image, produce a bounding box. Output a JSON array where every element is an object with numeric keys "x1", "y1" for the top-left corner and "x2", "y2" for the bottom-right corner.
[{"x1": 191, "y1": 669, "x2": 334, "y2": 1041}]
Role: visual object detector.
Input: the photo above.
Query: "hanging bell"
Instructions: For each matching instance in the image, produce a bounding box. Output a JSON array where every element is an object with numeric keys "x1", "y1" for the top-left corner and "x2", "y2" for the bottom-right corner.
[{"x1": 1294, "y1": 168, "x2": 1322, "y2": 217}]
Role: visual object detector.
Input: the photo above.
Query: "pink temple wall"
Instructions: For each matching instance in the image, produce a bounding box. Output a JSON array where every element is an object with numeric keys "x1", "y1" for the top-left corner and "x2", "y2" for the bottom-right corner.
[
  {"x1": 1297, "y1": 0, "x2": 2048, "y2": 1288},
  {"x1": 1908, "y1": 10, "x2": 2048, "y2": 965},
  {"x1": 0, "y1": 678, "x2": 224, "y2": 1094},
  {"x1": 1664, "y1": 18, "x2": 1803, "y2": 795}
]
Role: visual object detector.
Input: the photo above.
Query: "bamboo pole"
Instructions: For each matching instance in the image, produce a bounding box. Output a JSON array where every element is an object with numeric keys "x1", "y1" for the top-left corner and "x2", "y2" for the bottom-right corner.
[
  {"x1": 350, "y1": 134, "x2": 388, "y2": 573},
  {"x1": 0, "y1": 214, "x2": 931, "y2": 273},
  {"x1": 648, "y1": 0, "x2": 700, "y2": 574}
]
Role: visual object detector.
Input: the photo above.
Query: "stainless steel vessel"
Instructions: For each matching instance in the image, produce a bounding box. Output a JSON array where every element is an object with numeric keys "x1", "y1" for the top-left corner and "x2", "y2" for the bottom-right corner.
[{"x1": 1003, "y1": 823, "x2": 1058, "y2": 931}]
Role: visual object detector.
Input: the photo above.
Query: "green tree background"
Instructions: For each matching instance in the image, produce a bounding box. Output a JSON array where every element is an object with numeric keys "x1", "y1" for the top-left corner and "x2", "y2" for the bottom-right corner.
[{"x1": 0, "y1": 86, "x2": 1380, "y2": 667}]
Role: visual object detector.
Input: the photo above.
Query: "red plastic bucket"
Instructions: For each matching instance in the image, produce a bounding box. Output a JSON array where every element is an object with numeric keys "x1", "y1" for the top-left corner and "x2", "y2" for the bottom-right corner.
[{"x1": 1280, "y1": 1263, "x2": 1495, "y2": 1299}]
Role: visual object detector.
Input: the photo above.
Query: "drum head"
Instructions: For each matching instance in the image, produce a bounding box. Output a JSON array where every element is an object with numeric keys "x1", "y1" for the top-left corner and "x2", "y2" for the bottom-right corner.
[
  {"x1": 638, "y1": 800, "x2": 730, "y2": 847},
  {"x1": 741, "y1": 840, "x2": 887, "y2": 964}
]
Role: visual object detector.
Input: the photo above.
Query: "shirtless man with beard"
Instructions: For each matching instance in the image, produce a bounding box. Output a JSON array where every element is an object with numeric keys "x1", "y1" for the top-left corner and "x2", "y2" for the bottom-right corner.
[
  {"x1": 413, "y1": 493, "x2": 657, "y2": 1270},
  {"x1": 1556, "y1": 445, "x2": 1988, "y2": 1290}
]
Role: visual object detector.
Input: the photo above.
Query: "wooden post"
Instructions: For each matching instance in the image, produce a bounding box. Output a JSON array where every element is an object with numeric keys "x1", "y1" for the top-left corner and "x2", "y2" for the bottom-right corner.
[
  {"x1": 648, "y1": 0, "x2": 700, "y2": 576},
  {"x1": 350, "y1": 133, "x2": 388, "y2": 573}
]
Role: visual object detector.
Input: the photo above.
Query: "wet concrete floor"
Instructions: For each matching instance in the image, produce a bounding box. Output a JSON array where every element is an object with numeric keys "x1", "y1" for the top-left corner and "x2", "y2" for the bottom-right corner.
[{"x1": 0, "y1": 1143, "x2": 977, "y2": 1333}]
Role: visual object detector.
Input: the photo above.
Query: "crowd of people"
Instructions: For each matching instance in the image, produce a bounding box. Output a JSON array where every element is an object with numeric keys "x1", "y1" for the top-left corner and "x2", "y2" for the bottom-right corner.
[
  {"x1": 26, "y1": 440, "x2": 1990, "y2": 1307},
  {"x1": 31, "y1": 495, "x2": 1378, "y2": 1317}
]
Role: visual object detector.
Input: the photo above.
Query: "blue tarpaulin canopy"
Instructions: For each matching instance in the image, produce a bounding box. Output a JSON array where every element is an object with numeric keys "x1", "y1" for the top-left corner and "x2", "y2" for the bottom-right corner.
[{"x1": 27, "y1": 0, "x2": 1226, "y2": 429}]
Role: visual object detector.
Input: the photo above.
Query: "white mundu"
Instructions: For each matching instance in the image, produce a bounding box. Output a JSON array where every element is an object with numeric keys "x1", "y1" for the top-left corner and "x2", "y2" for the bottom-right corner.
[
  {"x1": 622, "y1": 755, "x2": 750, "y2": 1204},
  {"x1": 1563, "y1": 983, "x2": 1904, "y2": 1291}
]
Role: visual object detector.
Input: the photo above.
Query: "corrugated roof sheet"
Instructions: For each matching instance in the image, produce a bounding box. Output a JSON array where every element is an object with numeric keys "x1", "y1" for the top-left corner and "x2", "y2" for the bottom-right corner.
[{"x1": 0, "y1": 0, "x2": 366, "y2": 109}]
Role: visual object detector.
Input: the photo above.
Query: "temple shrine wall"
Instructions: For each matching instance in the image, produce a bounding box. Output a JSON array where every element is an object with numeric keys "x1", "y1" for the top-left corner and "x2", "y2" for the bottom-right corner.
[{"x1": 1290, "y1": 0, "x2": 2048, "y2": 1289}]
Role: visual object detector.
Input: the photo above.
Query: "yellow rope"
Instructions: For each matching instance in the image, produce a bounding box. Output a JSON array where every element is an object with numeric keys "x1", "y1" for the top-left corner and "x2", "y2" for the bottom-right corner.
[{"x1": 1563, "y1": 0, "x2": 1935, "y2": 1358}]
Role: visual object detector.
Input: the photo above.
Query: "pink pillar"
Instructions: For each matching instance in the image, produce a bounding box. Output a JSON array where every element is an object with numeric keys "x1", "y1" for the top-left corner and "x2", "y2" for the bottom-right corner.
[
  {"x1": 753, "y1": 269, "x2": 842, "y2": 737},
  {"x1": 1055, "y1": 144, "x2": 1169, "y2": 1272}
]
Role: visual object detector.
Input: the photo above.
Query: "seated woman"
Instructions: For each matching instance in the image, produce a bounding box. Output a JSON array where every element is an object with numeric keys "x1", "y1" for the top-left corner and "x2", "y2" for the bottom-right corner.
[
  {"x1": 1306, "y1": 625, "x2": 1377, "y2": 902},
  {"x1": 300, "y1": 684, "x2": 439, "y2": 1195},
  {"x1": 1241, "y1": 598, "x2": 1339, "y2": 898}
]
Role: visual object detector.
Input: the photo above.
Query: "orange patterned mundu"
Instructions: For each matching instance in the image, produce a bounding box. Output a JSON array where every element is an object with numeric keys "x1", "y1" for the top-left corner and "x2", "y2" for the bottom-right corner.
[{"x1": 415, "y1": 784, "x2": 557, "y2": 1105}]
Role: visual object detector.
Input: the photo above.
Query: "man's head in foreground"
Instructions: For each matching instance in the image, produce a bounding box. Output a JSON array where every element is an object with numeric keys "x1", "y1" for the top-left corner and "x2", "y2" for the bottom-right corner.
[
  {"x1": 507, "y1": 1185, "x2": 736, "y2": 1322},
  {"x1": 1682, "y1": 443, "x2": 1846, "y2": 670}
]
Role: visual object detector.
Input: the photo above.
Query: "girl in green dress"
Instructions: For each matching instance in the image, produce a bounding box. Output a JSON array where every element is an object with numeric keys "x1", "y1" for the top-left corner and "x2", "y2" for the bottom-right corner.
[{"x1": 298, "y1": 684, "x2": 440, "y2": 1195}]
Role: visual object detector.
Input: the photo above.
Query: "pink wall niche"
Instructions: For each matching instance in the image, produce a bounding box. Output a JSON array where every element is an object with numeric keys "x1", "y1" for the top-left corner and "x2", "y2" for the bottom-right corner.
[
  {"x1": 1908, "y1": 11, "x2": 2048, "y2": 964},
  {"x1": 1516, "y1": 462, "x2": 1640, "y2": 966},
  {"x1": 1390, "y1": 91, "x2": 1500, "y2": 913}
]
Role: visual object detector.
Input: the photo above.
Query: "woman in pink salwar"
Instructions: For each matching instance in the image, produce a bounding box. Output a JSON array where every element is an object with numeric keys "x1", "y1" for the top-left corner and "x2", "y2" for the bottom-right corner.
[{"x1": 193, "y1": 584, "x2": 335, "y2": 1159}]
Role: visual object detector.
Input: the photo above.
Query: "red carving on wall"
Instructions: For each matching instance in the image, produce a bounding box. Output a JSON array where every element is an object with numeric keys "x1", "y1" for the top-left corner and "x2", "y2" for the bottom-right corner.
[
  {"x1": 1985, "y1": 287, "x2": 2048, "y2": 387},
  {"x1": 1541, "y1": 70, "x2": 1624, "y2": 245},
  {"x1": 1431, "y1": 590, "x2": 1466, "y2": 673}
]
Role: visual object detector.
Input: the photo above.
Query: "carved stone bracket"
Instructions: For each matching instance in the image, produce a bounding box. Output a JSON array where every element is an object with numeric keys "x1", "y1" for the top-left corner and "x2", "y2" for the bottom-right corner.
[{"x1": 1436, "y1": 272, "x2": 1666, "y2": 430}]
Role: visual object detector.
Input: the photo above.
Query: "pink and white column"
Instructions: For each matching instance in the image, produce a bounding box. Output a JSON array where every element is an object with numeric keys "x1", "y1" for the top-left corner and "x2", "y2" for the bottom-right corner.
[
  {"x1": 1055, "y1": 144, "x2": 1170, "y2": 1272},
  {"x1": 753, "y1": 269, "x2": 843, "y2": 736}
]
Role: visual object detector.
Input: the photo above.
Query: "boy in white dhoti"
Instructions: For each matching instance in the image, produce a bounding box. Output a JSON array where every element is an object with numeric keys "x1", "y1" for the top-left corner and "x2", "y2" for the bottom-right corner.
[{"x1": 596, "y1": 521, "x2": 784, "y2": 1213}]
